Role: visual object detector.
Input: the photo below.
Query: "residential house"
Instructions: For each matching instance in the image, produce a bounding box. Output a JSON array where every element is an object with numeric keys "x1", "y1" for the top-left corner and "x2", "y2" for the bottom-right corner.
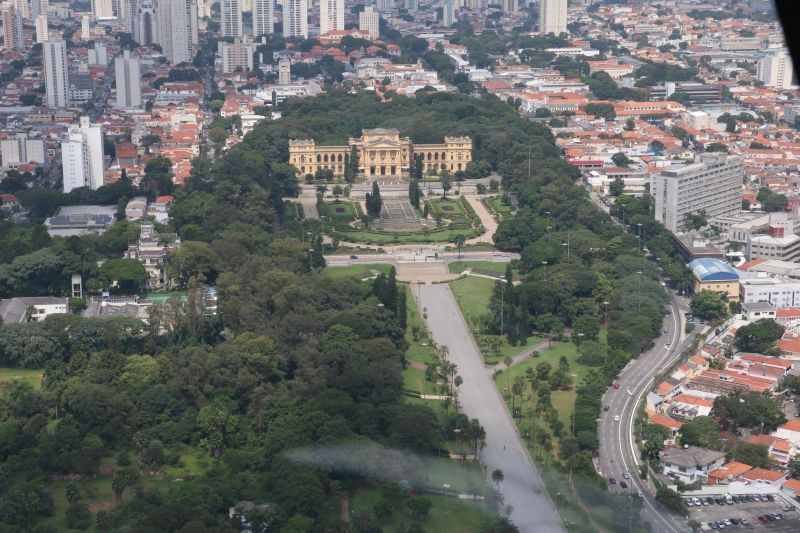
[
  {"x1": 707, "y1": 461, "x2": 753, "y2": 485},
  {"x1": 660, "y1": 446, "x2": 726, "y2": 484},
  {"x1": 0, "y1": 297, "x2": 69, "y2": 324},
  {"x1": 740, "y1": 468, "x2": 788, "y2": 488}
]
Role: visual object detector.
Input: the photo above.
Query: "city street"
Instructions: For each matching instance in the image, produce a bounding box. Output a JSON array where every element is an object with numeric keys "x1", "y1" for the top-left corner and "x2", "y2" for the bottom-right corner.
[
  {"x1": 417, "y1": 283, "x2": 564, "y2": 533},
  {"x1": 596, "y1": 289, "x2": 694, "y2": 533}
]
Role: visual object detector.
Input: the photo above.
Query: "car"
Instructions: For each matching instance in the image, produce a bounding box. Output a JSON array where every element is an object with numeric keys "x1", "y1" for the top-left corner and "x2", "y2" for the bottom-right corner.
[
  {"x1": 614, "y1": 415, "x2": 620, "y2": 422},
  {"x1": 685, "y1": 498, "x2": 693, "y2": 506},
  {"x1": 795, "y1": 412, "x2": 800, "y2": 417},
  {"x1": 730, "y1": 518, "x2": 739, "y2": 525},
  {"x1": 709, "y1": 523, "x2": 718, "y2": 529},
  {"x1": 732, "y1": 496, "x2": 740, "y2": 503},
  {"x1": 609, "y1": 477, "x2": 616, "y2": 484},
  {"x1": 638, "y1": 491, "x2": 643, "y2": 498},
  {"x1": 758, "y1": 516, "x2": 768, "y2": 523},
  {"x1": 620, "y1": 481, "x2": 628, "y2": 489},
  {"x1": 613, "y1": 383, "x2": 621, "y2": 389},
  {"x1": 604, "y1": 405, "x2": 610, "y2": 411},
  {"x1": 753, "y1": 495, "x2": 761, "y2": 502},
  {"x1": 701, "y1": 499, "x2": 708, "y2": 506},
  {"x1": 717, "y1": 523, "x2": 725, "y2": 529},
  {"x1": 349, "y1": 255, "x2": 358, "y2": 259},
  {"x1": 623, "y1": 472, "x2": 630, "y2": 479},
  {"x1": 740, "y1": 518, "x2": 747, "y2": 525},
  {"x1": 723, "y1": 519, "x2": 731, "y2": 526},
  {"x1": 766, "y1": 494, "x2": 775, "y2": 502},
  {"x1": 783, "y1": 505, "x2": 792, "y2": 511},
  {"x1": 775, "y1": 513, "x2": 783, "y2": 520},
  {"x1": 746, "y1": 495, "x2": 755, "y2": 502},
  {"x1": 692, "y1": 497, "x2": 702, "y2": 506},
  {"x1": 706, "y1": 497, "x2": 714, "y2": 505},
  {"x1": 666, "y1": 340, "x2": 672, "y2": 346},
  {"x1": 715, "y1": 498, "x2": 725, "y2": 505},
  {"x1": 767, "y1": 514, "x2": 776, "y2": 521}
]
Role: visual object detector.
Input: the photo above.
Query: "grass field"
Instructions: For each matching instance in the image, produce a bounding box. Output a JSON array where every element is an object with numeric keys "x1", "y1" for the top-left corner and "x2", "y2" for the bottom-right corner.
[
  {"x1": 447, "y1": 261, "x2": 509, "y2": 274},
  {"x1": 337, "y1": 226, "x2": 480, "y2": 245},
  {"x1": 403, "y1": 367, "x2": 440, "y2": 396},
  {"x1": 139, "y1": 291, "x2": 187, "y2": 304},
  {"x1": 404, "y1": 286, "x2": 438, "y2": 366},
  {"x1": 325, "y1": 264, "x2": 393, "y2": 279},
  {"x1": 484, "y1": 196, "x2": 513, "y2": 217},
  {"x1": 318, "y1": 200, "x2": 358, "y2": 220},
  {"x1": 0, "y1": 367, "x2": 43, "y2": 390},
  {"x1": 347, "y1": 489, "x2": 495, "y2": 532}
]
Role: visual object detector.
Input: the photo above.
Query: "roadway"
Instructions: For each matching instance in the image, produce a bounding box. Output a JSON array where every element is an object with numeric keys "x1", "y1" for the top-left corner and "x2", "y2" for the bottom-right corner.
[
  {"x1": 417, "y1": 283, "x2": 564, "y2": 533},
  {"x1": 596, "y1": 289, "x2": 695, "y2": 533}
]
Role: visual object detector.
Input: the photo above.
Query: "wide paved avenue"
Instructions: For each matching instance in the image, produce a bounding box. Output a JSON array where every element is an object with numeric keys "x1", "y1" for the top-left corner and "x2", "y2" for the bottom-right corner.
[{"x1": 416, "y1": 283, "x2": 563, "y2": 533}]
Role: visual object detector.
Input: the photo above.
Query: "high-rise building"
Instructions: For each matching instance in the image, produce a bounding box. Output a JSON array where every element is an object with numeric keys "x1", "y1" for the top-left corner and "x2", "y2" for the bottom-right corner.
[
  {"x1": 1, "y1": 134, "x2": 45, "y2": 166},
  {"x1": 319, "y1": 0, "x2": 343, "y2": 34},
  {"x1": 221, "y1": 0, "x2": 243, "y2": 38},
  {"x1": 220, "y1": 38, "x2": 254, "y2": 72},
  {"x1": 91, "y1": 0, "x2": 114, "y2": 19},
  {"x1": 252, "y1": 0, "x2": 273, "y2": 36},
  {"x1": 61, "y1": 118, "x2": 105, "y2": 193},
  {"x1": 31, "y1": 0, "x2": 49, "y2": 18},
  {"x1": 156, "y1": 0, "x2": 198, "y2": 64},
  {"x1": 539, "y1": 0, "x2": 567, "y2": 36},
  {"x1": 282, "y1": 0, "x2": 307, "y2": 38},
  {"x1": 376, "y1": 0, "x2": 392, "y2": 12},
  {"x1": 43, "y1": 39, "x2": 69, "y2": 108},
  {"x1": 35, "y1": 14, "x2": 49, "y2": 43},
  {"x1": 115, "y1": 50, "x2": 141, "y2": 108},
  {"x1": 81, "y1": 13, "x2": 91, "y2": 40},
  {"x1": 501, "y1": 0, "x2": 517, "y2": 14},
  {"x1": 1, "y1": 2, "x2": 24, "y2": 51},
  {"x1": 196, "y1": 0, "x2": 211, "y2": 18},
  {"x1": 278, "y1": 57, "x2": 291, "y2": 85},
  {"x1": 441, "y1": 0, "x2": 454, "y2": 26},
  {"x1": 359, "y1": 5, "x2": 379, "y2": 39},
  {"x1": 757, "y1": 50, "x2": 794, "y2": 90},
  {"x1": 403, "y1": 0, "x2": 417, "y2": 12},
  {"x1": 133, "y1": 0, "x2": 156, "y2": 45},
  {"x1": 651, "y1": 153, "x2": 743, "y2": 232},
  {"x1": 88, "y1": 42, "x2": 108, "y2": 65}
]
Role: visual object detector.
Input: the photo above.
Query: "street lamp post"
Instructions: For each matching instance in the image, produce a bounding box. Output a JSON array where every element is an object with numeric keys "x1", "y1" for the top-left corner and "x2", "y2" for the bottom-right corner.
[
  {"x1": 378, "y1": 302, "x2": 385, "y2": 320},
  {"x1": 542, "y1": 260, "x2": 547, "y2": 282},
  {"x1": 577, "y1": 332, "x2": 584, "y2": 357},
  {"x1": 637, "y1": 223, "x2": 642, "y2": 251},
  {"x1": 308, "y1": 248, "x2": 315, "y2": 271}
]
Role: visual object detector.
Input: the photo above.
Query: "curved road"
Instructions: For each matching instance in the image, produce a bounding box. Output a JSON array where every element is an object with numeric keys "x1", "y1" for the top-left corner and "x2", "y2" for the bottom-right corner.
[
  {"x1": 416, "y1": 283, "x2": 564, "y2": 533},
  {"x1": 596, "y1": 290, "x2": 695, "y2": 533}
]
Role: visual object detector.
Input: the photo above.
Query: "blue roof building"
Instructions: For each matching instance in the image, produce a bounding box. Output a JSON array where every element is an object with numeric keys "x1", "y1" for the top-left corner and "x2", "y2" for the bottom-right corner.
[{"x1": 687, "y1": 258, "x2": 740, "y2": 282}]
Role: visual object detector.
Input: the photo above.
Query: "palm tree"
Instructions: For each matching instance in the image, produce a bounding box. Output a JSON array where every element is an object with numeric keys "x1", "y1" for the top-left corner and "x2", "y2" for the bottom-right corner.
[
  {"x1": 503, "y1": 356, "x2": 513, "y2": 398},
  {"x1": 454, "y1": 374, "x2": 463, "y2": 404},
  {"x1": 112, "y1": 476, "x2": 126, "y2": 506},
  {"x1": 65, "y1": 481, "x2": 80, "y2": 506},
  {"x1": 455, "y1": 234, "x2": 466, "y2": 258},
  {"x1": 492, "y1": 469, "x2": 505, "y2": 491}
]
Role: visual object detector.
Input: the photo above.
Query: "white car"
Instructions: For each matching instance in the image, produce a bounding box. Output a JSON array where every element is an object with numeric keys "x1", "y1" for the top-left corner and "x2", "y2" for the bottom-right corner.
[
  {"x1": 623, "y1": 472, "x2": 631, "y2": 479},
  {"x1": 614, "y1": 415, "x2": 620, "y2": 422}
]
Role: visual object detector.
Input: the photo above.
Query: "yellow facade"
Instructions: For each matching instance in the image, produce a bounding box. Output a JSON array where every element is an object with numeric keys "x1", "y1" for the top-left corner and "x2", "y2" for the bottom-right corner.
[
  {"x1": 694, "y1": 280, "x2": 740, "y2": 301},
  {"x1": 288, "y1": 128, "x2": 472, "y2": 178}
]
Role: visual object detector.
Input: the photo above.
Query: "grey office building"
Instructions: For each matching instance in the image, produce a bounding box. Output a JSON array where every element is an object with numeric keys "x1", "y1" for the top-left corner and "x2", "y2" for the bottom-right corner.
[{"x1": 651, "y1": 153, "x2": 744, "y2": 232}]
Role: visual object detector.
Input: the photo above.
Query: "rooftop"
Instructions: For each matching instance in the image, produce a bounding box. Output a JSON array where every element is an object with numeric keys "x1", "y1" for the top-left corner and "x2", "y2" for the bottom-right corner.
[
  {"x1": 660, "y1": 446, "x2": 725, "y2": 468},
  {"x1": 688, "y1": 258, "x2": 740, "y2": 282}
]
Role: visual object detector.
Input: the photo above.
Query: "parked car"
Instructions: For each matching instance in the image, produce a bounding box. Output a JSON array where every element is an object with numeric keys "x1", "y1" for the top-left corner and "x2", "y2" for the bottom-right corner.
[
  {"x1": 685, "y1": 498, "x2": 693, "y2": 506},
  {"x1": 766, "y1": 494, "x2": 775, "y2": 502},
  {"x1": 614, "y1": 415, "x2": 620, "y2": 422},
  {"x1": 706, "y1": 497, "x2": 714, "y2": 505},
  {"x1": 609, "y1": 477, "x2": 616, "y2": 484},
  {"x1": 604, "y1": 405, "x2": 610, "y2": 411},
  {"x1": 620, "y1": 481, "x2": 628, "y2": 489},
  {"x1": 732, "y1": 496, "x2": 740, "y2": 503},
  {"x1": 613, "y1": 383, "x2": 621, "y2": 389},
  {"x1": 692, "y1": 497, "x2": 702, "y2": 506},
  {"x1": 623, "y1": 472, "x2": 631, "y2": 479}
]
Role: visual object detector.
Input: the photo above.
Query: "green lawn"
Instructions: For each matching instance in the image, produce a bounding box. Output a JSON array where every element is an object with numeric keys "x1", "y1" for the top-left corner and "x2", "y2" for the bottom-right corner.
[
  {"x1": 325, "y1": 264, "x2": 393, "y2": 279},
  {"x1": 447, "y1": 261, "x2": 509, "y2": 274},
  {"x1": 403, "y1": 367, "x2": 441, "y2": 396},
  {"x1": 485, "y1": 196, "x2": 513, "y2": 217},
  {"x1": 0, "y1": 367, "x2": 43, "y2": 391},
  {"x1": 346, "y1": 489, "x2": 495, "y2": 532},
  {"x1": 337, "y1": 226, "x2": 481, "y2": 245},
  {"x1": 138, "y1": 291, "x2": 187, "y2": 304},
  {"x1": 318, "y1": 200, "x2": 358, "y2": 220},
  {"x1": 404, "y1": 286, "x2": 438, "y2": 366},
  {"x1": 428, "y1": 198, "x2": 465, "y2": 216}
]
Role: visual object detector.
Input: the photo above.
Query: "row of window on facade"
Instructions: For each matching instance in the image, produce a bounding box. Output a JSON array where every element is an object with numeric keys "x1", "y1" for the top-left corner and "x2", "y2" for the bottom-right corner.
[{"x1": 296, "y1": 151, "x2": 467, "y2": 164}]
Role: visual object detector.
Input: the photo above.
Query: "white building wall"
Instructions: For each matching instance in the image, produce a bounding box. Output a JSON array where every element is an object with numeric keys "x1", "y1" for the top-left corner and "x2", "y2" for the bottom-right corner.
[
  {"x1": 283, "y1": 0, "x2": 307, "y2": 38},
  {"x1": 221, "y1": 0, "x2": 243, "y2": 37},
  {"x1": 540, "y1": 0, "x2": 567, "y2": 36},
  {"x1": 252, "y1": 0, "x2": 273, "y2": 35},
  {"x1": 115, "y1": 50, "x2": 141, "y2": 108},
  {"x1": 44, "y1": 39, "x2": 69, "y2": 108},
  {"x1": 319, "y1": 0, "x2": 343, "y2": 34},
  {"x1": 359, "y1": 6, "x2": 379, "y2": 39}
]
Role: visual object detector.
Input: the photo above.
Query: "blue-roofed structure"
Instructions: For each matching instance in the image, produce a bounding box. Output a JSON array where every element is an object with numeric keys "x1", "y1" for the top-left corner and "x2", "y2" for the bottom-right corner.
[
  {"x1": 687, "y1": 258, "x2": 740, "y2": 282},
  {"x1": 687, "y1": 258, "x2": 740, "y2": 301}
]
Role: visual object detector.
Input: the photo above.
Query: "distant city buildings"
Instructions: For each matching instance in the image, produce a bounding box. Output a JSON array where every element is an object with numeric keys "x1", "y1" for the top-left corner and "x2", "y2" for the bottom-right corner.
[
  {"x1": 91, "y1": 0, "x2": 114, "y2": 19},
  {"x1": 35, "y1": 14, "x2": 49, "y2": 43},
  {"x1": 283, "y1": 0, "x2": 308, "y2": 38},
  {"x1": 320, "y1": 0, "x2": 344, "y2": 34},
  {"x1": 1, "y1": 134, "x2": 45, "y2": 167},
  {"x1": 359, "y1": 6, "x2": 379, "y2": 39},
  {"x1": 115, "y1": 50, "x2": 142, "y2": 109},
  {"x1": 253, "y1": 0, "x2": 274, "y2": 36},
  {"x1": 133, "y1": 0, "x2": 157, "y2": 46},
  {"x1": 157, "y1": 0, "x2": 198, "y2": 64},
  {"x1": 220, "y1": 38, "x2": 254, "y2": 73},
  {"x1": 61, "y1": 117, "x2": 104, "y2": 193},
  {"x1": 43, "y1": 39, "x2": 69, "y2": 108},
  {"x1": 221, "y1": 0, "x2": 243, "y2": 38},
  {"x1": 757, "y1": 50, "x2": 794, "y2": 90},
  {"x1": 278, "y1": 57, "x2": 291, "y2": 85},
  {"x1": 1, "y1": 2, "x2": 24, "y2": 50},
  {"x1": 651, "y1": 153, "x2": 744, "y2": 232},
  {"x1": 539, "y1": 0, "x2": 567, "y2": 36}
]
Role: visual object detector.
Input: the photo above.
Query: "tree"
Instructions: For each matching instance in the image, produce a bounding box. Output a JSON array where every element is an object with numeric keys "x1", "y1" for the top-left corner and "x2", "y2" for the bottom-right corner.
[
  {"x1": 611, "y1": 152, "x2": 634, "y2": 168},
  {"x1": 140, "y1": 156, "x2": 174, "y2": 199},
  {"x1": 491, "y1": 469, "x2": 504, "y2": 490},
  {"x1": 455, "y1": 234, "x2": 466, "y2": 258},
  {"x1": 734, "y1": 319, "x2": 784, "y2": 354},
  {"x1": 332, "y1": 184, "x2": 343, "y2": 201},
  {"x1": 690, "y1": 290, "x2": 727, "y2": 320},
  {"x1": 441, "y1": 174, "x2": 452, "y2": 199},
  {"x1": 757, "y1": 187, "x2": 787, "y2": 212},
  {"x1": 584, "y1": 103, "x2": 616, "y2": 120},
  {"x1": 409, "y1": 178, "x2": 421, "y2": 208},
  {"x1": 731, "y1": 442, "x2": 770, "y2": 468},
  {"x1": 679, "y1": 416, "x2": 721, "y2": 449},
  {"x1": 656, "y1": 486, "x2": 688, "y2": 517},
  {"x1": 406, "y1": 497, "x2": 433, "y2": 521},
  {"x1": 705, "y1": 142, "x2": 729, "y2": 153},
  {"x1": 95, "y1": 258, "x2": 149, "y2": 293},
  {"x1": 609, "y1": 177, "x2": 625, "y2": 197}
]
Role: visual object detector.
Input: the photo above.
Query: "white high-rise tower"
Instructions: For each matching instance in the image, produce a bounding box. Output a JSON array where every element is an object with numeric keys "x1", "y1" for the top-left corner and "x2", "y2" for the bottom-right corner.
[
  {"x1": 44, "y1": 39, "x2": 69, "y2": 108},
  {"x1": 91, "y1": 0, "x2": 114, "y2": 19},
  {"x1": 115, "y1": 50, "x2": 141, "y2": 108},
  {"x1": 253, "y1": 0, "x2": 273, "y2": 36},
  {"x1": 221, "y1": 0, "x2": 243, "y2": 38},
  {"x1": 539, "y1": 0, "x2": 567, "y2": 36},
  {"x1": 359, "y1": 5, "x2": 379, "y2": 39},
  {"x1": 757, "y1": 50, "x2": 794, "y2": 90},
  {"x1": 156, "y1": 0, "x2": 198, "y2": 64},
  {"x1": 319, "y1": 0, "x2": 343, "y2": 34},
  {"x1": 61, "y1": 117, "x2": 105, "y2": 193},
  {"x1": 282, "y1": 0, "x2": 307, "y2": 38}
]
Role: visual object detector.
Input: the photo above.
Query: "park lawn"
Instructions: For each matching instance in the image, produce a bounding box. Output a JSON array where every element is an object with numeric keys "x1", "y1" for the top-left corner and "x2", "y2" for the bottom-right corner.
[
  {"x1": 45, "y1": 476, "x2": 119, "y2": 530},
  {"x1": 447, "y1": 261, "x2": 509, "y2": 274},
  {"x1": 337, "y1": 226, "x2": 480, "y2": 245},
  {"x1": 318, "y1": 200, "x2": 358, "y2": 220},
  {"x1": 404, "y1": 286, "x2": 438, "y2": 366},
  {"x1": 325, "y1": 264, "x2": 393, "y2": 280},
  {"x1": 428, "y1": 198, "x2": 465, "y2": 216},
  {"x1": 346, "y1": 489, "x2": 494, "y2": 533},
  {"x1": 485, "y1": 196, "x2": 513, "y2": 216},
  {"x1": 162, "y1": 446, "x2": 215, "y2": 479},
  {"x1": 0, "y1": 367, "x2": 43, "y2": 391},
  {"x1": 403, "y1": 367, "x2": 440, "y2": 396}
]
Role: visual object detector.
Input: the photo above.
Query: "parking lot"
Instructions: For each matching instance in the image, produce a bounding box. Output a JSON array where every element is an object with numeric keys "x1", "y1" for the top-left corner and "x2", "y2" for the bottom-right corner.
[{"x1": 686, "y1": 495, "x2": 799, "y2": 530}]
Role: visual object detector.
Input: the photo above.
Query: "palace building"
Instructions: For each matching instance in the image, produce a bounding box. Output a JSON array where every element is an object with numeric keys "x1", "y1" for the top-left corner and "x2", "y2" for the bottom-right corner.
[{"x1": 288, "y1": 128, "x2": 472, "y2": 178}]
